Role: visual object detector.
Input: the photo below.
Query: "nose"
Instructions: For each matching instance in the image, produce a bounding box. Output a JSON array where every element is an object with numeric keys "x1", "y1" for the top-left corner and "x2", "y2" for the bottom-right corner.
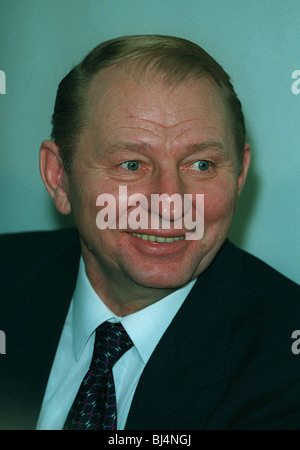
[{"x1": 143, "y1": 166, "x2": 186, "y2": 227}]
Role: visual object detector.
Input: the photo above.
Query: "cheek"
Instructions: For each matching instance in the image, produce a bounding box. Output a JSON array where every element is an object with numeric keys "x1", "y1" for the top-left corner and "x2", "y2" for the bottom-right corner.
[
  {"x1": 91, "y1": 180, "x2": 126, "y2": 231},
  {"x1": 68, "y1": 177, "x2": 103, "y2": 227},
  {"x1": 203, "y1": 182, "x2": 237, "y2": 225}
]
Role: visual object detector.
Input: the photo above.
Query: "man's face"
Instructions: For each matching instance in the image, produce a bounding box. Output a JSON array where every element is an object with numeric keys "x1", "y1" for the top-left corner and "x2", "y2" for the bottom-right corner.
[{"x1": 64, "y1": 68, "x2": 249, "y2": 295}]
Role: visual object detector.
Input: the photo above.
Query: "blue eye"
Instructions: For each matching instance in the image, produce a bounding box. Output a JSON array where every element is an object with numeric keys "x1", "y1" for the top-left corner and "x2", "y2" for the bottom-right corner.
[
  {"x1": 122, "y1": 161, "x2": 140, "y2": 171},
  {"x1": 194, "y1": 160, "x2": 210, "y2": 171}
]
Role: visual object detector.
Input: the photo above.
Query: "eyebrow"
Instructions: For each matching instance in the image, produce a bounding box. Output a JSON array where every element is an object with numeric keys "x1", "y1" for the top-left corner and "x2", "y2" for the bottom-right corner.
[
  {"x1": 110, "y1": 141, "x2": 153, "y2": 153},
  {"x1": 96, "y1": 141, "x2": 151, "y2": 158},
  {"x1": 101, "y1": 140, "x2": 226, "y2": 156},
  {"x1": 183, "y1": 141, "x2": 227, "y2": 155}
]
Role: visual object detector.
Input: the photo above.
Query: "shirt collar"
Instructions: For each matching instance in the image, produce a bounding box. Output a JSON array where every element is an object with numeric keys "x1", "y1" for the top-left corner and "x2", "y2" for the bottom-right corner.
[
  {"x1": 72, "y1": 257, "x2": 197, "y2": 363},
  {"x1": 72, "y1": 258, "x2": 115, "y2": 359}
]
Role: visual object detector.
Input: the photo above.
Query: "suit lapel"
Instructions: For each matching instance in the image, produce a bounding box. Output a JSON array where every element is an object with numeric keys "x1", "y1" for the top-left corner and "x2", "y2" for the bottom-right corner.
[{"x1": 125, "y1": 240, "x2": 240, "y2": 430}]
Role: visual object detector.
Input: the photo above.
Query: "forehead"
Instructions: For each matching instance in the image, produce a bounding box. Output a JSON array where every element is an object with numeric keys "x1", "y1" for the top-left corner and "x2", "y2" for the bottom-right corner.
[{"x1": 85, "y1": 66, "x2": 231, "y2": 147}]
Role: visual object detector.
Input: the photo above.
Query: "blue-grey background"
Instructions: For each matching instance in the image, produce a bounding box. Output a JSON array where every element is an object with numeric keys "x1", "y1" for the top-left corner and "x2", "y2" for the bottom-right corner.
[{"x1": 0, "y1": 0, "x2": 299, "y2": 283}]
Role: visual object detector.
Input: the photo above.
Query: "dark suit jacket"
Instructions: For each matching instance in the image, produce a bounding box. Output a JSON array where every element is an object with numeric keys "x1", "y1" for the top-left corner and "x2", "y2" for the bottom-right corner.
[{"x1": 0, "y1": 228, "x2": 299, "y2": 430}]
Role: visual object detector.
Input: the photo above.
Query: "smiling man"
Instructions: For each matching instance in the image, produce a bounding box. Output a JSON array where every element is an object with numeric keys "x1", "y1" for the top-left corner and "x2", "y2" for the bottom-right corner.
[{"x1": 0, "y1": 35, "x2": 299, "y2": 430}]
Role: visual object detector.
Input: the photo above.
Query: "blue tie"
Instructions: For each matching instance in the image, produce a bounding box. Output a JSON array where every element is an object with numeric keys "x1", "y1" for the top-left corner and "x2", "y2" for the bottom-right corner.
[{"x1": 64, "y1": 321, "x2": 133, "y2": 430}]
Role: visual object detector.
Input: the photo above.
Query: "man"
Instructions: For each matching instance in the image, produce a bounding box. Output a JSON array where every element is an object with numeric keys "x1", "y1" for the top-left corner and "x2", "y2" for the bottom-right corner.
[{"x1": 0, "y1": 35, "x2": 299, "y2": 430}]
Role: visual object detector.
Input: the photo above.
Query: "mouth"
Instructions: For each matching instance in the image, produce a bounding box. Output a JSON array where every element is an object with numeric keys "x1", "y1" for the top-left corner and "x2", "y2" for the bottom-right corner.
[{"x1": 130, "y1": 233, "x2": 185, "y2": 243}]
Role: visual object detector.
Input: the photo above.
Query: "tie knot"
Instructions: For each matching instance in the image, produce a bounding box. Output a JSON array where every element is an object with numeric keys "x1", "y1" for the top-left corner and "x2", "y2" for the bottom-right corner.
[{"x1": 92, "y1": 321, "x2": 133, "y2": 373}]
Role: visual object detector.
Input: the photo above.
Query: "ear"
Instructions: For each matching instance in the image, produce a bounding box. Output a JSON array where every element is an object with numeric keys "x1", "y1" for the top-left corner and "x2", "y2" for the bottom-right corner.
[
  {"x1": 237, "y1": 142, "x2": 251, "y2": 197},
  {"x1": 39, "y1": 140, "x2": 72, "y2": 215}
]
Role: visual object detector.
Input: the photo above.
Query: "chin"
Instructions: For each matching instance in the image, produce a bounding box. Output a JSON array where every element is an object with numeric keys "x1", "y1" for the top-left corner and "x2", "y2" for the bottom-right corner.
[{"x1": 130, "y1": 269, "x2": 195, "y2": 291}]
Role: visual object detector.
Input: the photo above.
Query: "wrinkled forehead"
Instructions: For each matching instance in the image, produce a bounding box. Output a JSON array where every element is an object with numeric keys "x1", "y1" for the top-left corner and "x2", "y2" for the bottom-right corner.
[{"x1": 86, "y1": 63, "x2": 229, "y2": 131}]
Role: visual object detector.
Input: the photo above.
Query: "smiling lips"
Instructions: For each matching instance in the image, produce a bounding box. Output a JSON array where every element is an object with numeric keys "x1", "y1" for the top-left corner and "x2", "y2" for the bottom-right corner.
[{"x1": 130, "y1": 233, "x2": 185, "y2": 243}]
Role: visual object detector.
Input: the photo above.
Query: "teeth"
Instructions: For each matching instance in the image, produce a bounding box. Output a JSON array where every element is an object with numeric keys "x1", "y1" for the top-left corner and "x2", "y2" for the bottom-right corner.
[{"x1": 130, "y1": 233, "x2": 184, "y2": 243}]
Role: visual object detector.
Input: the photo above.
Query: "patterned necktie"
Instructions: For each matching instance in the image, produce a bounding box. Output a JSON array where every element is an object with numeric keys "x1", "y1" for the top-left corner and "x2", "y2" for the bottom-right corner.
[{"x1": 64, "y1": 321, "x2": 133, "y2": 430}]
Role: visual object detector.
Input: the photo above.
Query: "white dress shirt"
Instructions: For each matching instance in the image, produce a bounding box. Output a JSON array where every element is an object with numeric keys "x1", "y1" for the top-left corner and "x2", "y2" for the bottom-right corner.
[{"x1": 36, "y1": 257, "x2": 196, "y2": 430}]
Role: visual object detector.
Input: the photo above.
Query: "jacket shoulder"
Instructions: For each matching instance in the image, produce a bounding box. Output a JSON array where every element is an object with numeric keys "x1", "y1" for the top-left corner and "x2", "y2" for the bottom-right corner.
[
  {"x1": 0, "y1": 228, "x2": 80, "y2": 293},
  {"x1": 0, "y1": 227, "x2": 79, "y2": 253},
  {"x1": 222, "y1": 240, "x2": 299, "y2": 297},
  {"x1": 0, "y1": 228, "x2": 80, "y2": 430}
]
